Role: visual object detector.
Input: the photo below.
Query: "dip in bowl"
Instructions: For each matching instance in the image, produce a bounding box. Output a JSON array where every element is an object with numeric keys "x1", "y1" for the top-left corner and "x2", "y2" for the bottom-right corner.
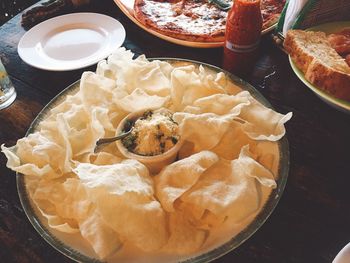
[{"x1": 116, "y1": 108, "x2": 182, "y2": 173}]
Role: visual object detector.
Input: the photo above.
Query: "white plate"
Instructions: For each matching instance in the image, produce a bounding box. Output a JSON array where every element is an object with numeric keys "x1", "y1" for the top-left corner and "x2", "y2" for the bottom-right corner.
[
  {"x1": 18, "y1": 13, "x2": 126, "y2": 71},
  {"x1": 333, "y1": 243, "x2": 350, "y2": 263}
]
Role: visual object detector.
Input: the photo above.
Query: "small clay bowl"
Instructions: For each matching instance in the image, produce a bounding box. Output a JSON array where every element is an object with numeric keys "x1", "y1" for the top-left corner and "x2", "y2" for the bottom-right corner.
[{"x1": 115, "y1": 109, "x2": 183, "y2": 174}]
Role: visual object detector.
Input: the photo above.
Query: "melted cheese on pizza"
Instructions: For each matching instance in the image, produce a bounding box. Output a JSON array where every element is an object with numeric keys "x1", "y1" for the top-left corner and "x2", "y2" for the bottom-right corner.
[{"x1": 138, "y1": 0, "x2": 227, "y2": 37}]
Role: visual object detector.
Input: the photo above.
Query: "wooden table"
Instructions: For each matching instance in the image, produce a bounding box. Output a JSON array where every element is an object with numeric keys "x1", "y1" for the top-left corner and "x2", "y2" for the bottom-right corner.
[{"x1": 1, "y1": 0, "x2": 350, "y2": 262}]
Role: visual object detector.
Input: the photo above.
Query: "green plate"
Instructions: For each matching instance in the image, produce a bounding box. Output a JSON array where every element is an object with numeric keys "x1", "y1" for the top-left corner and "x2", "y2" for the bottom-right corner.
[{"x1": 289, "y1": 21, "x2": 350, "y2": 113}]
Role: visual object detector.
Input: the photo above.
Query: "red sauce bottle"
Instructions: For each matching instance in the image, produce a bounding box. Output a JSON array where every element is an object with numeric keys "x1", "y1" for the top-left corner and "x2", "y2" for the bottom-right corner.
[{"x1": 223, "y1": 0, "x2": 262, "y2": 77}]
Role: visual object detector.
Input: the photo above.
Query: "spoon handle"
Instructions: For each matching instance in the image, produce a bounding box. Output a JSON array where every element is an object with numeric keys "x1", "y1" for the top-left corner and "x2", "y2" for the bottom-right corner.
[
  {"x1": 94, "y1": 130, "x2": 131, "y2": 153},
  {"x1": 96, "y1": 131, "x2": 131, "y2": 145}
]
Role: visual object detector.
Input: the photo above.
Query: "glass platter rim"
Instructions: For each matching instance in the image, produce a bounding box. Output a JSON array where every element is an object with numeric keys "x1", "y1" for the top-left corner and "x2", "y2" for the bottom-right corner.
[{"x1": 16, "y1": 58, "x2": 290, "y2": 263}]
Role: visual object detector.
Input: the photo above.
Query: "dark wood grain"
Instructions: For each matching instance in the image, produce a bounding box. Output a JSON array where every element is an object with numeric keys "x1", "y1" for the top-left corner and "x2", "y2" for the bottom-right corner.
[{"x1": 1, "y1": 1, "x2": 350, "y2": 262}]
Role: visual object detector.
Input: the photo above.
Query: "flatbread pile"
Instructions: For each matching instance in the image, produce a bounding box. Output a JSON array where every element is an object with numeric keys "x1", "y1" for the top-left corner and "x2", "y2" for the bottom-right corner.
[{"x1": 2, "y1": 48, "x2": 292, "y2": 261}]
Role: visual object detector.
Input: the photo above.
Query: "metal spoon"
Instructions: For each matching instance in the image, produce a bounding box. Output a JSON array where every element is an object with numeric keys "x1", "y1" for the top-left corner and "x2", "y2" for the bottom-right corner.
[
  {"x1": 208, "y1": 0, "x2": 232, "y2": 11},
  {"x1": 94, "y1": 128, "x2": 133, "y2": 153}
]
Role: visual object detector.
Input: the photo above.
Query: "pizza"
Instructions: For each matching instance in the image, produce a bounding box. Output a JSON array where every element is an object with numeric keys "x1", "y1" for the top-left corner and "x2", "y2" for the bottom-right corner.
[
  {"x1": 134, "y1": 0, "x2": 228, "y2": 42},
  {"x1": 133, "y1": 0, "x2": 285, "y2": 42},
  {"x1": 261, "y1": 0, "x2": 286, "y2": 30}
]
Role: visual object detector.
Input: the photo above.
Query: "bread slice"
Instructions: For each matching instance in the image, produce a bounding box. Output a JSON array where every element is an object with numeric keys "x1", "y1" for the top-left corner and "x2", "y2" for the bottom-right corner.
[{"x1": 284, "y1": 30, "x2": 350, "y2": 101}]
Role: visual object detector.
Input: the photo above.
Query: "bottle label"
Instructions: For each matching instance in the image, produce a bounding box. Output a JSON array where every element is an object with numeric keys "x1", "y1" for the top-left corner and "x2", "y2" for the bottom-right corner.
[{"x1": 225, "y1": 40, "x2": 260, "y2": 53}]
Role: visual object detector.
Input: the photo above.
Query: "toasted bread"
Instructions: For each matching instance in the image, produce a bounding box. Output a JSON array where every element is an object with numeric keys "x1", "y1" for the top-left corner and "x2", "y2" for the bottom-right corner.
[{"x1": 284, "y1": 29, "x2": 350, "y2": 101}]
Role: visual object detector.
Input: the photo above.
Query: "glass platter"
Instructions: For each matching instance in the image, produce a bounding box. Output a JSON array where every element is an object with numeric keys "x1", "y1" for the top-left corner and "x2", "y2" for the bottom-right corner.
[
  {"x1": 113, "y1": 0, "x2": 278, "y2": 48},
  {"x1": 289, "y1": 21, "x2": 350, "y2": 114},
  {"x1": 16, "y1": 58, "x2": 290, "y2": 263}
]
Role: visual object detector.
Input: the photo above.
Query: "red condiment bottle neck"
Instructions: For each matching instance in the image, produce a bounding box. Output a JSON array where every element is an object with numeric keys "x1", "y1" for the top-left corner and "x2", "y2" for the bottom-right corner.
[{"x1": 227, "y1": 0, "x2": 262, "y2": 45}]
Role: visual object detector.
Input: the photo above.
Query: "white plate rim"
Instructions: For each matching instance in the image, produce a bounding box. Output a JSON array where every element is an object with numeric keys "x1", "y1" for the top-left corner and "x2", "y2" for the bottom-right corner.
[{"x1": 18, "y1": 12, "x2": 126, "y2": 71}]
